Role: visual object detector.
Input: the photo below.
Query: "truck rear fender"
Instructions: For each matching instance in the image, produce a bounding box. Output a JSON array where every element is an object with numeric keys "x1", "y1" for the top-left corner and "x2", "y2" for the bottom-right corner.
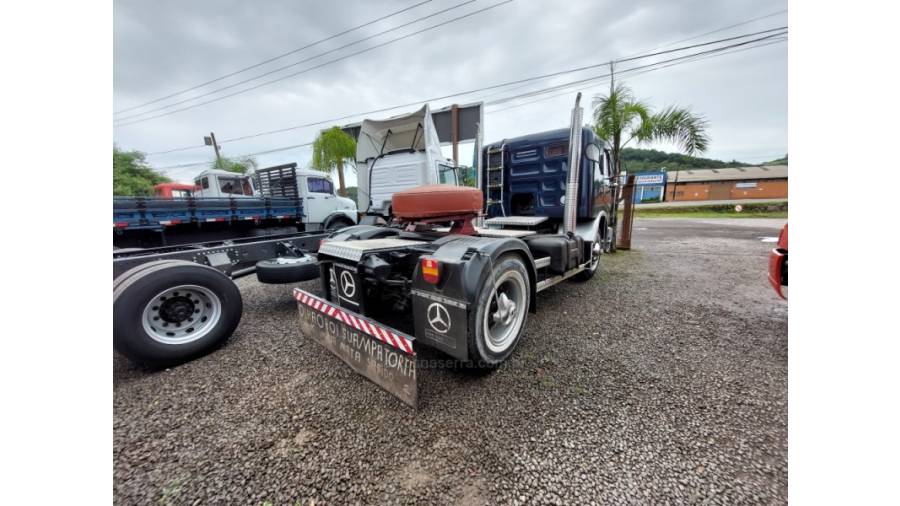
[{"x1": 409, "y1": 236, "x2": 537, "y2": 361}]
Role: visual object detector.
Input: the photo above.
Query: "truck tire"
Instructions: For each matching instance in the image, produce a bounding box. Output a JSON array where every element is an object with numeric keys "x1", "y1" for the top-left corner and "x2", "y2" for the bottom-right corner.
[
  {"x1": 113, "y1": 259, "x2": 183, "y2": 291},
  {"x1": 468, "y1": 254, "x2": 531, "y2": 368},
  {"x1": 573, "y1": 230, "x2": 602, "y2": 281},
  {"x1": 113, "y1": 261, "x2": 243, "y2": 368},
  {"x1": 255, "y1": 255, "x2": 319, "y2": 284}
]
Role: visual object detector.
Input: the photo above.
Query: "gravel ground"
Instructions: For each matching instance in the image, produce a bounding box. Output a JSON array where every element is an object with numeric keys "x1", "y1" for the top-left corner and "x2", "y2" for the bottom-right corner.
[{"x1": 114, "y1": 218, "x2": 788, "y2": 505}]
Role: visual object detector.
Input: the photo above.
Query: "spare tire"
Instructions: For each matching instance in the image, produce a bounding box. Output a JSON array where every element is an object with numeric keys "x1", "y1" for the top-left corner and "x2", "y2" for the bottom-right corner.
[
  {"x1": 256, "y1": 255, "x2": 319, "y2": 284},
  {"x1": 392, "y1": 184, "x2": 483, "y2": 220}
]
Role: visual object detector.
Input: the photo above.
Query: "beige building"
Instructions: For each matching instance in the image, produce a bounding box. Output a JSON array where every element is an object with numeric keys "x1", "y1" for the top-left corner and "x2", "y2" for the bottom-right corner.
[{"x1": 665, "y1": 165, "x2": 788, "y2": 201}]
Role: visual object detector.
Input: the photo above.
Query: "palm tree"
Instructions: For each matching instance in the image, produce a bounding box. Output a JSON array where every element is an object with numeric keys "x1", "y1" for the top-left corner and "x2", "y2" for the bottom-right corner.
[
  {"x1": 593, "y1": 81, "x2": 709, "y2": 251},
  {"x1": 592, "y1": 82, "x2": 710, "y2": 176},
  {"x1": 311, "y1": 126, "x2": 357, "y2": 197}
]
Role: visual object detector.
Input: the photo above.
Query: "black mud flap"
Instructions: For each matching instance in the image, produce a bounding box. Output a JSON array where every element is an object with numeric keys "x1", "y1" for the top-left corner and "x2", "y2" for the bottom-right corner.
[{"x1": 293, "y1": 288, "x2": 417, "y2": 407}]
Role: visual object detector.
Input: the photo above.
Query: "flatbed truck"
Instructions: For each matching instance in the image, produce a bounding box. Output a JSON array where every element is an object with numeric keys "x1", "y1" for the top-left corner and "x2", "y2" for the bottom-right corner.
[{"x1": 113, "y1": 165, "x2": 356, "y2": 249}]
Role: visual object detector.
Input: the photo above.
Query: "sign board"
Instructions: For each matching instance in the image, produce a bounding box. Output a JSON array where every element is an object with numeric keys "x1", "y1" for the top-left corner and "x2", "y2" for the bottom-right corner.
[
  {"x1": 735, "y1": 182, "x2": 758, "y2": 188},
  {"x1": 635, "y1": 172, "x2": 666, "y2": 185}
]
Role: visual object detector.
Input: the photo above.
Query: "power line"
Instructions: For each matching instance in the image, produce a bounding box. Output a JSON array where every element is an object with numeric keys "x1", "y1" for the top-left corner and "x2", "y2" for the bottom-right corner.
[
  {"x1": 114, "y1": 0, "x2": 476, "y2": 121},
  {"x1": 115, "y1": 0, "x2": 515, "y2": 126},
  {"x1": 114, "y1": 0, "x2": 434, "y2": 115},
  {"x1": 156, "y1": 141, "x2": 314, "y2": 172},
  {"x1": 487, "y1": 37, "x2": 787, "y2": 114},
  {"x1": 143, "y1": 26, "x2": 785, "y2": 155},
  {"x1": 482, "y1": 30, "x2": 786, "y2": 108},
  {"x1": 123, "y1": 22, "x2": 782, "y2": 126},
  {"x1": 628, "y1": 8, "x2": 787, "y2": 57},
  {"x1": 152, "y1": 32, "x2": 785, "y2": 174}
]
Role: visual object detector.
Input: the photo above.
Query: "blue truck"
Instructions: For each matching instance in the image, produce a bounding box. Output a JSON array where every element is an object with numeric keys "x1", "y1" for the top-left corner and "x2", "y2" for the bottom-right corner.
[{"x1": 292, "y1": 93, "x2": 616, "y2": 406}]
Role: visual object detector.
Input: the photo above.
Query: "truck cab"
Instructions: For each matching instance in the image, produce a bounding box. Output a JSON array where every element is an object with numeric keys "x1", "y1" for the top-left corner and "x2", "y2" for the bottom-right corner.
[
  {"x1": 153, "y1": 183, "x2": 196, "y2": 198},
  {"x1": 193, "y1": 169, "x2": 257, "y2": 199},
  {"x1": 355, "y1": 105, "x2": 460, "y2": 218},
  {"x1": 481, "y1": 126, "x2": 615, "y2": 248},
  {"x1": 255, "y1": 163, "x2": 358, "y2": 230}
]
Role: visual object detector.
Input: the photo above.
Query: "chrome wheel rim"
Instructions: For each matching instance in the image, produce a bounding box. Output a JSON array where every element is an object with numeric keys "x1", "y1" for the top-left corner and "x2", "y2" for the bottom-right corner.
[
  {"x1": 589, "y1": 233, "x2": 601, "y2": 272},
  {"x1": 483, "y1": 270, "x2": 527, "y2": 353},
  {"x1": 141, "y1": 284, "x2": 222, "y2": 345}
]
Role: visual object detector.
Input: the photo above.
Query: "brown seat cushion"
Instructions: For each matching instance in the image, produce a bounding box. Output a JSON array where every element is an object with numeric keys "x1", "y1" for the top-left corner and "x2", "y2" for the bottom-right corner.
[{"x1": 392, "y1": 184, "x2": 483, "y2": 219}]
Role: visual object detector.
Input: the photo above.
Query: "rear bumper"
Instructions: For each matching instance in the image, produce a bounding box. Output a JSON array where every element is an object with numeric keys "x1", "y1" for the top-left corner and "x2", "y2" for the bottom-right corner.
[
  {"x1": 768, "y1": 248, "x2": 787, "y2": 299},
  {"x1": 293, "y1": 288, "x2": 417, "y2": 407}
]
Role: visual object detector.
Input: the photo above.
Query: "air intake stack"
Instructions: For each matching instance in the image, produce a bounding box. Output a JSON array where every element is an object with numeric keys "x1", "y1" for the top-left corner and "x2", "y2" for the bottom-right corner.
[{"x1": 563, "y1": 93, "x2": 583, "y2": 234}]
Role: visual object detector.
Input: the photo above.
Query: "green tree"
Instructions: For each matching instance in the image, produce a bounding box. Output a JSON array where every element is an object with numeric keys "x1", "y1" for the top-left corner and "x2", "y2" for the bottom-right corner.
[
  {"x1": 592, "y1": 82, "x2": 710, "y2": 177},
  {"x1": 211, "y1": 156, "x2": 258, "y2": 174},
  {"x1": 113, "y1": 147, "x2": 169, "y2": 196},
  {"x1": 311, "y1": 126, "x2": 357, "y2": 197}
]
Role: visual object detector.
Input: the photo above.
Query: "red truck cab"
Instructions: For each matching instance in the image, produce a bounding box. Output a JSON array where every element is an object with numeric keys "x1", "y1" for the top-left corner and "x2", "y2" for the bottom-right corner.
[
  {"x1": 768, "y1": 224, "x2": 788, "y2": 299},
  {"x1": 153, "y1": 183, "x2": 197, "y2": 198}
]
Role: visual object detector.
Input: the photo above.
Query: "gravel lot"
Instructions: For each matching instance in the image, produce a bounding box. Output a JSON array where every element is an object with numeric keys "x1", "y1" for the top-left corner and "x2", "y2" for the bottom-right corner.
[{"x1": 114, "y1": 217, "x2": 788, "y2": 505}]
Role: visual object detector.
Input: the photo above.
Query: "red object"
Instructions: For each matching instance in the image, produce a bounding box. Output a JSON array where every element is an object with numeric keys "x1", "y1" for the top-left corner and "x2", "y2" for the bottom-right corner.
[
  {"x1": 293, "y1": 289, "x2": 414, "y2": 355},
  {"x1": 421, "y1": 257, "x2": 441, "y2": 284},
  {"x1": 153, "y1": 183, "x2": 197, "y2": 198},
  {"x1": 392, "y1": 184, "x2": 482, "y2": 219},
  {"x1": 768, "y1": 224, "x2": 788, "y2": 299}
]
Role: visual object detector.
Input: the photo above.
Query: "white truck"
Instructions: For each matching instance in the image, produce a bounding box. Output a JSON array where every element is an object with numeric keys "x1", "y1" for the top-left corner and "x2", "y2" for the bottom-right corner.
[
  {"x1": 254, "y1": 163, "x2": 358, "y2": 231},
  {"x1": 355, "y1": 104, "x2": 460, "y2": 218}
]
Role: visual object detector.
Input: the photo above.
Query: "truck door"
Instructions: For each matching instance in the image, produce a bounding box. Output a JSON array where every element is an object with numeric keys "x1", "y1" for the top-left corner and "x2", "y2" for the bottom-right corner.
[{"x1": 305, "y1": 176, "x2": 336, "y2": 224}]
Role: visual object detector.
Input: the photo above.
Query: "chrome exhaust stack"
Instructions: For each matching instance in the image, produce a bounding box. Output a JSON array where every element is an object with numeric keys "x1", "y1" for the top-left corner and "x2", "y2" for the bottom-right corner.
[{"x1": 564, "y1": 93, "x2": 583, "y2": 235}]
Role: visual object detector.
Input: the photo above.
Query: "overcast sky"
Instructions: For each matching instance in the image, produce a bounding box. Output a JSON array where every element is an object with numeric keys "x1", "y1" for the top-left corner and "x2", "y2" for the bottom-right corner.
[{"x1": 113, "y1": 0, "x2": 787, "y2": 184}]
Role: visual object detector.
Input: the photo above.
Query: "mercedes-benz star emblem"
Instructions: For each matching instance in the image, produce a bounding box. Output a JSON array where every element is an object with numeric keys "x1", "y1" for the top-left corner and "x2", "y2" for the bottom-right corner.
[
  {"x1": 339, "y1": 271, "x2": 356, "y2": 298},
  {"x1": 427, "y1": 303, "x2": 451, "y2": 334}
]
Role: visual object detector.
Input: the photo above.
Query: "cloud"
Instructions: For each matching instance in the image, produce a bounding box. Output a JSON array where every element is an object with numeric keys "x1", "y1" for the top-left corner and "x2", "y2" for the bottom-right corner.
[{"x1": 113, "y1": 0, "x2": 787, "y2": 181}]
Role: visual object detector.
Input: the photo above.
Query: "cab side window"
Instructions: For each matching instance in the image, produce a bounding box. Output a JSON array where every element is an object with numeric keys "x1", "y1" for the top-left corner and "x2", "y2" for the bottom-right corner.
[
  {"x1": 585, "y1": 143, "x2": 602, "y2": 199},
  {"x1": 437, "y1": 163, "x2": 457, "y2": 185}
]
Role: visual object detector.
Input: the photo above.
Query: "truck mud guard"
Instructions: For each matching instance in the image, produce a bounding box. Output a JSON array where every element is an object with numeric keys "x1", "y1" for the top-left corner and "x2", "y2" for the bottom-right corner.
[{"x1": 293, "y1": 288, "x2": 417, "y2": 407}]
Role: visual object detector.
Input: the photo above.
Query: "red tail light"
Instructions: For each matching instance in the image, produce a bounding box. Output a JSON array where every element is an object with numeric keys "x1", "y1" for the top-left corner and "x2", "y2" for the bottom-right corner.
[{"x1": 421, "y1": 257, "x2": 441, "y2": 284}]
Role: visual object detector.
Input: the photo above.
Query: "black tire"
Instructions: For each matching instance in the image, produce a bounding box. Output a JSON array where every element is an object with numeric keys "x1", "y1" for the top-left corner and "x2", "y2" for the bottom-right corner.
[
  {"x1": 325, "y1": 216, "x2": 354, "y2": 231},
  {"x1": 573, "y1": 229, "x2": 602, "y2": 281},
  {"x1": 255, "y1": 255, "x2": 319, "y2": 284},
  {"x1": 468, "y1": 254, "x2": 531, "y2": 368},
  {"x1": 113, "y1": 259, "x2": 184, "y2": 292},
  {"x1": 113, "y1": 261, "x2": 243, "y2": 368}
]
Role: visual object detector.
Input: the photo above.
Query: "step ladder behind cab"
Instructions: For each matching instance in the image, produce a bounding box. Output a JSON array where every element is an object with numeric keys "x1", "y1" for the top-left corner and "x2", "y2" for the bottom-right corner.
[{"x1": 485, "y1": 143, "x2": 506, "y2": 217}]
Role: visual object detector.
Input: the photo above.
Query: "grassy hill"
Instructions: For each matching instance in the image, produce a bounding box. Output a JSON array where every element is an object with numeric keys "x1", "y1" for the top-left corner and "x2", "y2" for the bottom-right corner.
[{"x1": 621, "y1": 148, "x2": 787, "y2": 173}]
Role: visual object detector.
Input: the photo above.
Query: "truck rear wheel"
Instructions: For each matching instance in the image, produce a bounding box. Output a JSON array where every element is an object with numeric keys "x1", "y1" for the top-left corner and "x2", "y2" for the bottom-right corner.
[
  {"x1": 468, "y1": 254, "x2": 530, "y2": 367},
  {"x1": 113, "y1": 261, "x2": 242, "y2": 368}
]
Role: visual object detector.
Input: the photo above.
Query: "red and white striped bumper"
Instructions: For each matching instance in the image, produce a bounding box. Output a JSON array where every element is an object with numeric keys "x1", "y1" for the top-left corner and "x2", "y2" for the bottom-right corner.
[{"x1": 293, "y1": 288, "x2": 417, "y2": 407}]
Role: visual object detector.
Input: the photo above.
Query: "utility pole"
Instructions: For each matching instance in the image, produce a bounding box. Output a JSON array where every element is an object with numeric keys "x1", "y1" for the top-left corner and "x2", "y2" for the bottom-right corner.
[
  {"x1": 608, "y1": 61, "x2": 620, "y2": 253},
  {"x1": 204, "y1": 132, "x2": 222, "y2": 167}
]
